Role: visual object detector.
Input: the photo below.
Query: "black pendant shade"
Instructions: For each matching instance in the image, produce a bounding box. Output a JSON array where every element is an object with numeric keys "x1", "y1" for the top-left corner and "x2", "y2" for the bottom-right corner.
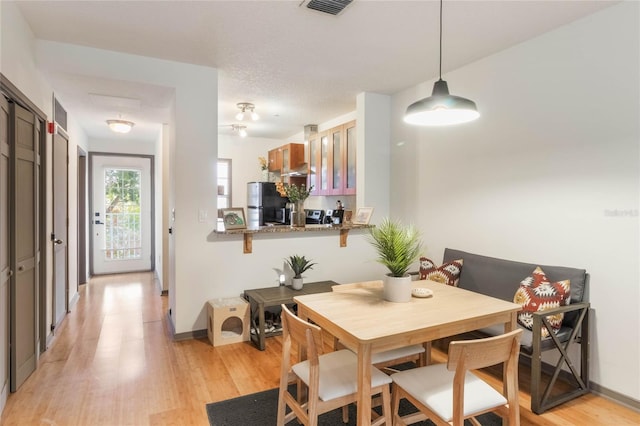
[
  {"x1": 404, "y1": 0, "x2": 479, "y2": 126},
  {"x1": 404, "y1": 79, "x2": 479, "y2": 126}
]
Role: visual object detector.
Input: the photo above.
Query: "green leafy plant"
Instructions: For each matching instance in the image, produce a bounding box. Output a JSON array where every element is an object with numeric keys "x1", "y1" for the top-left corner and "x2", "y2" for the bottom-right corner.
[
  {"x1": 258, "y1": 156, "x2": 268, "y2": 171},
  {"x1": 285, "y1": 255, "x2": 317, "y2": 279},
  {"x1": 368, "y1": 218, "x2": 423, "y2": 277},
  {"x1": 284, "y1": 183, "x2": 314, "y2": 203}
]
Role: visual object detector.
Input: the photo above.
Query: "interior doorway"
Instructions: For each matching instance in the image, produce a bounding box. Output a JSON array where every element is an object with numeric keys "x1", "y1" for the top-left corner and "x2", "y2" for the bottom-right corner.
[
  {"x1": 52, "y1": 129, "x2": 69, "y2": 331},
  {"x1": 77, "y1": 148, "x2": 87, "y2": 284}
]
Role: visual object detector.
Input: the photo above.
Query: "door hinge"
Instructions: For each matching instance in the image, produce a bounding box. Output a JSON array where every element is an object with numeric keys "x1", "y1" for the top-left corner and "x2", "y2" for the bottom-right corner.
[{"x1": 50, "y1": 323, "x2": 55, "y2": 332}]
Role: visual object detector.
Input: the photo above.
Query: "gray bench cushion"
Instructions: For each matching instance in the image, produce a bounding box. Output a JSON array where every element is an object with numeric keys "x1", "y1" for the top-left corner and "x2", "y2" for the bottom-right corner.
[{"x1": 443, "y1": 248, "x2": 587, "y2": 305}]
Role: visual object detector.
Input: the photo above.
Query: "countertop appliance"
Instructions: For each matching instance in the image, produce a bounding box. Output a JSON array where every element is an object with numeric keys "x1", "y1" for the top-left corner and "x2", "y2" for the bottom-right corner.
[
  {"x1": 247, "y1": 182, "x2": 287, "y2": 228},
  {"x1": 324, "y1": 209, "x2": 344, "y2": 225},
  {"x1": 305, "y1": 209, "x2": 324, "y2": 224}
]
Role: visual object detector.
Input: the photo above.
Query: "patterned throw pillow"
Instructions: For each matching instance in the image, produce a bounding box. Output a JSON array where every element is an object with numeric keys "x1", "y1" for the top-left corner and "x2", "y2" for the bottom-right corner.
[
  {"x1": 514, "y1": 266, "x2": 571, "y2": 338},
  {"x1": 419, "y1": 257, "x2": 463, "y2": 286}
]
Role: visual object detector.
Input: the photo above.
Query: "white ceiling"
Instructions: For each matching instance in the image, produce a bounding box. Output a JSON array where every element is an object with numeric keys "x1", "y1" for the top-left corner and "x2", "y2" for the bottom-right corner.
[{"x1": 15, "y1": 0, "x2": 619, "y2": 142}]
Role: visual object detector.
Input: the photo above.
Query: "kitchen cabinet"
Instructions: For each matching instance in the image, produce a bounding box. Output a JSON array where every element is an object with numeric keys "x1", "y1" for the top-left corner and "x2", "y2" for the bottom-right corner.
[
  {"x1": 268, "y1": 143, "x2": 304, "y2": 174},
  {"x1": 268, "y1": 147, "x2": 282, "y2": 172},
  {"x1": 309, "y1": 120, "x2": 356, "y2": 195}
]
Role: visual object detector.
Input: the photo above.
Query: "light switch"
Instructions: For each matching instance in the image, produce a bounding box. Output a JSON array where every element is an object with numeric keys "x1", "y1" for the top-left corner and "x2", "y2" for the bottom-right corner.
[{"x1": 198, "y1": 208, "x2": 208, "y2": 223}]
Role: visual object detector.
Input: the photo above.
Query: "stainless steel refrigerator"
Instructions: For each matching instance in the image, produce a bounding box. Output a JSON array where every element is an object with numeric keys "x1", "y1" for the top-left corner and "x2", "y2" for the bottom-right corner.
[{"x1": 247, "y1": 182, "x2": 287, "y2": 228}]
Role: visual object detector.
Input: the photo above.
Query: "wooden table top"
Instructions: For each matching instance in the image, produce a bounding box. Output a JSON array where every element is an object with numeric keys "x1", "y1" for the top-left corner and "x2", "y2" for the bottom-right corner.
[{"x1": 295, "y1": 280, "x2": 521, "y2": 349}]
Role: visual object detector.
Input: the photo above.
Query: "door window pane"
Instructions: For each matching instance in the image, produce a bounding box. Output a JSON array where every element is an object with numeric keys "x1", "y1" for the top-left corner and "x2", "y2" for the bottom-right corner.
[
  {"x1": 103, "y1": 168, "x2": 142, "y2": 260},
  {"x1": 217, "y1": 159, "x2": 232, "y2": 216}
]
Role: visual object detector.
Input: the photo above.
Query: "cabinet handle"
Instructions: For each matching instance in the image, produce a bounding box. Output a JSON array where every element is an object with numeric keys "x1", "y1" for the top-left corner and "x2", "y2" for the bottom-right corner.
[{"x1": 18, "y1": 266, "x2": 24, "y2": 272}]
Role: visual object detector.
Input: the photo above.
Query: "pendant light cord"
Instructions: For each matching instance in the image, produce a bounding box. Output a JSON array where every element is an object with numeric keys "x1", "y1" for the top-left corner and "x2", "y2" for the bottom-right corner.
[{"x1": 439, "y1": 0, "x2": 443, "y2": 81}]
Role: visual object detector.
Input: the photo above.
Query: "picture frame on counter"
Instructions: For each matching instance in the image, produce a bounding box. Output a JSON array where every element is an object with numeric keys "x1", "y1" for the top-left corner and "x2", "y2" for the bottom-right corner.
[
  {"x1": 353, "y1": 207, "x2": 374, "y2": 225},
  {"x1": 221, "y1": 208, "x2": 247, "y2": 230}
]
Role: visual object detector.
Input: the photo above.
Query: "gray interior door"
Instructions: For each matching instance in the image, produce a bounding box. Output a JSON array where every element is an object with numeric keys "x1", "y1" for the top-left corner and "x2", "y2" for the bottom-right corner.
[
  {"x1": 52, "y1": 131, "x2": 68, "y2": 329},
  {"x1": 11, "y1": 102, "x2": 39, "y2": 391},
  {"x1": 77, "y1": 149, "x2": 87, "y2": 284},
  {"x1": 0, "y1": 96, "x2": 11, "y2": 405}
]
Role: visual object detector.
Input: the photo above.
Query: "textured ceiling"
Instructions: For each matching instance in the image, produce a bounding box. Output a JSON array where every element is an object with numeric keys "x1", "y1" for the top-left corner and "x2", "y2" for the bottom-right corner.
[{"x1": 14, "y1": 0, "x2": 619, "y2": 141}]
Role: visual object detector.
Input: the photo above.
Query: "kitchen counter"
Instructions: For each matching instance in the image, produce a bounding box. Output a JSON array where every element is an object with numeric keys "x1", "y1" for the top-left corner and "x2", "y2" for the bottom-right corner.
[{"x1": 214, "y1": 222, "x2": 373, "y2": 253}]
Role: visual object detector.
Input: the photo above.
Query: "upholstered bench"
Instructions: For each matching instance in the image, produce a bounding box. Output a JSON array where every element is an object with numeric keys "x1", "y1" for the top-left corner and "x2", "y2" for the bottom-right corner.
[{"x1": 439, "y1": 248, "x2": 590, "y2": 414}]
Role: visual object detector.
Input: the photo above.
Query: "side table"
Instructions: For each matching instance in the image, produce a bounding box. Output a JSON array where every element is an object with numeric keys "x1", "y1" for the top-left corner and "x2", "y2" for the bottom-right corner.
[{"x1": 243, "y1": 280, "x2": 337, "y2": 350}]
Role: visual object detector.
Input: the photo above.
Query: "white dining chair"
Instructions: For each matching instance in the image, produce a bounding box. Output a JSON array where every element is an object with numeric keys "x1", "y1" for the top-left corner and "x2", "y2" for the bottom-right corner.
[
  {"x1": 390, "y1": 329, "x2": 522, "y2": 426},
  {"x1": 276, "y1": 304, "x2": 393, "y2": 426}
]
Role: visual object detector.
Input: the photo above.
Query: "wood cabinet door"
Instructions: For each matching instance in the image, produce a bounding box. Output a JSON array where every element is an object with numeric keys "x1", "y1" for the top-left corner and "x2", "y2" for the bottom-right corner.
[
  {"x1": 328, "y1": 126, "x2": 342, "y2": 195},
  {"x1": 319, "y1": 131, "x2": 330, "y2": 195},
  {"x1": 268, "y1": 147, "x2": 281, "y2": 172},
  {"x1": 307, "y1": 133, "x2": 320, "y2": 195},
  {"x1": 343, "y1": 120, "x2": 356, "y2": 195}
]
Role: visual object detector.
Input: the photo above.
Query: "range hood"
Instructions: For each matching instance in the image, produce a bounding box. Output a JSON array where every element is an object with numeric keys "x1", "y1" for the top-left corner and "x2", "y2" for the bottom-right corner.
[{"x1": 283, "y1": 163, "x2": 309, "y2": 177}]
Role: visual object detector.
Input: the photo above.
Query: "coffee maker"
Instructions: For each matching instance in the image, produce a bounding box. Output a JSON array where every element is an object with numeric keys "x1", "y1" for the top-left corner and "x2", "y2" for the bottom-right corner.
[{"x1": 324, "y1": 209, "x2": 344, "y2": 225}]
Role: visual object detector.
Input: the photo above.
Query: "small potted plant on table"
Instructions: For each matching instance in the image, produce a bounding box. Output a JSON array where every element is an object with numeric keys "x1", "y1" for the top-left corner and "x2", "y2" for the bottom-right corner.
[{"x1": 285, "y1": 255, "x2": 316, "y2": 290}]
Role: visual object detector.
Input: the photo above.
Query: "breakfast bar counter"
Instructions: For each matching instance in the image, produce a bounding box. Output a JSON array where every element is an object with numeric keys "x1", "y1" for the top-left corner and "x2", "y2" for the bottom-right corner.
[{"x1": 214, "y1": 223, "x2": 373, "y2": 253}]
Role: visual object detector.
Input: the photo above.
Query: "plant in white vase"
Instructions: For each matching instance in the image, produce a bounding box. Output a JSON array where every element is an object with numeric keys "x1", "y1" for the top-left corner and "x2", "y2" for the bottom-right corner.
[
  {"x1": 368, "y1": 218, "x2": 423, "y2": 302},
  {"x1": 285, "y1": 255, "x2": 316, "y2": 290},
  {"x1": 284, "y1": 183, "x2": 314, "y2": 227}
]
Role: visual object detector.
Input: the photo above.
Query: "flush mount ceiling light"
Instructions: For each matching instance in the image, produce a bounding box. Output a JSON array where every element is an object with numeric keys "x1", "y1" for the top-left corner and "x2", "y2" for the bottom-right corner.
[
  {"x1": 232, "y1": 124, "x2": 248, "y2": 138},
  {"x1": 404, "y1": 0, "x2": 479, "y2": 126},
  {"x1": 235, "y1": 102, "x2": 259, "y2": 121},
  {"x1": 106, "y1": 119, "x2": 135, "y2": 134}
]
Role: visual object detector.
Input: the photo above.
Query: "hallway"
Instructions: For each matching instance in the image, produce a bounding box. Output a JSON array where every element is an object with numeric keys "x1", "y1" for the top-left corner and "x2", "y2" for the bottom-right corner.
[{"x1": 0, "y1": 272, "x2": 283, "y2": 425}]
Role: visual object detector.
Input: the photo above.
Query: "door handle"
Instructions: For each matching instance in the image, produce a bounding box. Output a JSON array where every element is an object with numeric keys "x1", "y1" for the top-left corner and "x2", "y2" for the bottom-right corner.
[
  {"x1": 54, "y1": 239, "x2": 64, "y2": 245},
  {"x1": 95, "y1": 220, "x2": 104, "y2": 225}
]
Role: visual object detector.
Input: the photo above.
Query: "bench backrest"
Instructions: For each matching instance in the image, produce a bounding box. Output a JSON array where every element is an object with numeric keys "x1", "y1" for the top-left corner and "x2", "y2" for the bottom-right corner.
[{"x1": 443, "y1": 248, "x2": 588, "y2": 326}]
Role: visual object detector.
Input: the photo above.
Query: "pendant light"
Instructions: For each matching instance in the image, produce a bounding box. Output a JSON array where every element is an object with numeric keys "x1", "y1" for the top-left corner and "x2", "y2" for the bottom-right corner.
[{"x1": 404, "y1": 0, "x2": 479, "y2": 126}]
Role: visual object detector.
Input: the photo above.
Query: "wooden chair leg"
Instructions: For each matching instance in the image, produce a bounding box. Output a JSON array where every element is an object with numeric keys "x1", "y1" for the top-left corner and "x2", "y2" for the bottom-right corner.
[{"x1": 342, "y1": 405, "x2": 349, "y2": 423}]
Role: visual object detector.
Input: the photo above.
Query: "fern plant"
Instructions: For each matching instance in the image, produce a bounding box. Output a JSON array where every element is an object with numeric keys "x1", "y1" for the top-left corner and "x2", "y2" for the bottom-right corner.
[
  {"x1": 368, "y1": 218, "x2": 422, "y2": 277},
  {"x1": 285, "y1": 255, "x2": 316, "y2": 279}
]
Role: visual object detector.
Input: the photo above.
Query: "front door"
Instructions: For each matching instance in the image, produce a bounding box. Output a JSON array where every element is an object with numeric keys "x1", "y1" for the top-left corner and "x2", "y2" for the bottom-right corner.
[
  {"x1": 52, "y1": 131, "x2": 68, "y2": 329},
  {"x1": 91, "y1": 155, "x2": 152, "y2": 275}
]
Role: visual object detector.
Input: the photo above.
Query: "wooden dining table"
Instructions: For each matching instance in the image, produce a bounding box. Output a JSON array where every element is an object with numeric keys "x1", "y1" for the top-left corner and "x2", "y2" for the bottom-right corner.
[{"x1": 293, "y1": 279, "x2": 522, "y2": 426}]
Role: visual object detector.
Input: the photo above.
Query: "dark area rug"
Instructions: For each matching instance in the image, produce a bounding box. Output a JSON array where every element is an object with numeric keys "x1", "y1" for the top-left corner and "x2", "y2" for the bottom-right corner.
[{"x1": 206, "y1": 385, "x2": 502, "y2": 426}]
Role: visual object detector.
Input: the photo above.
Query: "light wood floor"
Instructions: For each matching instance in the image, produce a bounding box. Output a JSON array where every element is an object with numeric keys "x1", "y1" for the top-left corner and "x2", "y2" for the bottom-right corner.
[{"x1": 1, "y1": 272, "x2": 638, "y2": 425}]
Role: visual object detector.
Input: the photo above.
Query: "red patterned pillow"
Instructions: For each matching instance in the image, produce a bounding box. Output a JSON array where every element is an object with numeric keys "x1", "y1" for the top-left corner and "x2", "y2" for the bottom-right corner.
[
  {"x1": 419, "y1": 257, "x2": 463, "y2": 286},
  {"x1": 514, "y1": 266, "x2": 571, "y2": 338}
]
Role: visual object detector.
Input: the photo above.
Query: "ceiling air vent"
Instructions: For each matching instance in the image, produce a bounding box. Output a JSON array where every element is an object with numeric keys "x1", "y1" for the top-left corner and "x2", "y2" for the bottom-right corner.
[{"x1": 305, "y1": 0, "x2": 353, "y2": 16}]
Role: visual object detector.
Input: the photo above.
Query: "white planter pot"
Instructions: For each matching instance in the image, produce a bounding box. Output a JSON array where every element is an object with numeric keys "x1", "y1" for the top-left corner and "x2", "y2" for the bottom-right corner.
[
  {"x1": 292, "y1": 277, "x2": 304, "y2": 290},
  {"x1": 383, "y1": 274, "x2": 412, "y2": 303}
]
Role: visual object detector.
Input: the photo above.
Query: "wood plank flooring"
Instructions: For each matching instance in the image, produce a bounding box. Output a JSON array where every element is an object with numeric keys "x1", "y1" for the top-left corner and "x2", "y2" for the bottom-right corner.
[{"x1": 1, "y1": 272, "x2": 638, "y2": 425}]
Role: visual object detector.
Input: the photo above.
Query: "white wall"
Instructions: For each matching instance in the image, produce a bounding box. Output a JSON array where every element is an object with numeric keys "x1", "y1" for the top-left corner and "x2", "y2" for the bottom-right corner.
[
  {"x1": 0, "y1": 1, "x2": 55, "y2": 336},
  {"x1": 391, "y1": 1, "x2": 639, "y2": 400},
  {"x1": 89, "y1": 136, "x2": 158, "y2": 155},
  {"x1": 218, "y1": 133, "x2": 282, "y2": 210},
  {"x1": 64, "y1": 112, "x2": 89, "y2": 305}
]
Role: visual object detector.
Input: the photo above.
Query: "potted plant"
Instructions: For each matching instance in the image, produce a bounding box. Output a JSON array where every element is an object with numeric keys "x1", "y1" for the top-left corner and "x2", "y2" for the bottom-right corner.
[
  {"x1": 285, "y1": 255, "x2": 316, "y2": 290},
  {"x1": 368, "y1": 218, "x2": 423, "y2": 302},
  {"x1": 284, "y1": 184, "x2": 314, "y2": 227}
]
